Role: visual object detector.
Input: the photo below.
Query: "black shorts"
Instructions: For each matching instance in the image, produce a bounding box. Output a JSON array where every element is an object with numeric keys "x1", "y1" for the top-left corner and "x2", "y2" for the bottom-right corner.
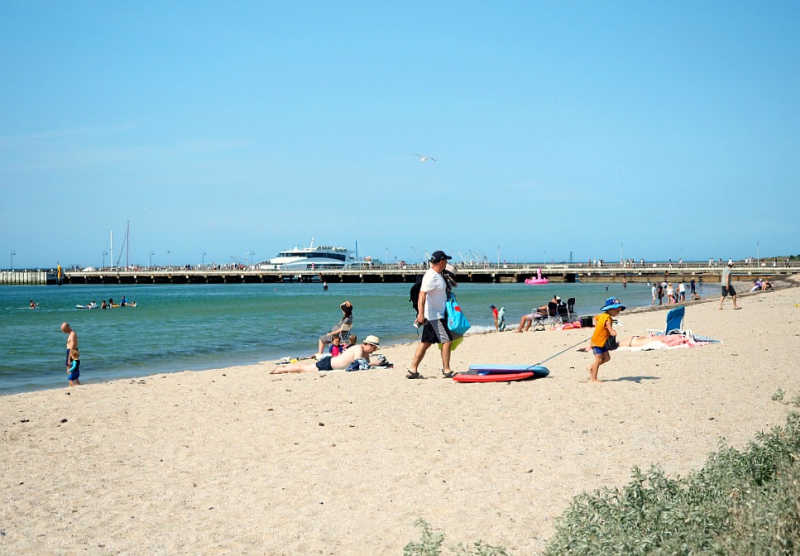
[
  {"x1": 315, "y1": 357, "x2": 334, "y2": 371},
  {"x1": 721, "y1": 285, "x2": 736, "y2": 297},
  {"x1": 421, "y1": 318, "x2": 453, "y2": 344}
]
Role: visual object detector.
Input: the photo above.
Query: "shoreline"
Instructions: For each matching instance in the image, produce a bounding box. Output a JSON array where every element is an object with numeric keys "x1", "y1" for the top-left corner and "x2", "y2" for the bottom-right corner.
[
  {"x1": 3, "y1": 278, "x2": 788, "y2": 397},
  {"x1": 2, "y1": 283, "x2": 799, "y2": 553}
]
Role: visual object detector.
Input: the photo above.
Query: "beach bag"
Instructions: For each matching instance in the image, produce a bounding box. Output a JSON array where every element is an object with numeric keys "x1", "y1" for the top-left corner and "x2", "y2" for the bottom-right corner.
[
  {"x1": 604, "y1": 335, "x2": 619, "y2": 351},
  {"x1": 346, "y1": 358, "x2": 370, "y2": 372},
  {"x1": 445, "y1": 295, "x2": 471, "y2": 335}
]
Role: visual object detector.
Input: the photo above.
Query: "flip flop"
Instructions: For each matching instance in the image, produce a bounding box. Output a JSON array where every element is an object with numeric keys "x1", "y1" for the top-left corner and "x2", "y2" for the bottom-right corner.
[
  {"x1": 441, "y1": 370, "x2": 455, "y2": 378},
  {"x1": 406, "y1": 370, "x2": 422, "y2": 379}
]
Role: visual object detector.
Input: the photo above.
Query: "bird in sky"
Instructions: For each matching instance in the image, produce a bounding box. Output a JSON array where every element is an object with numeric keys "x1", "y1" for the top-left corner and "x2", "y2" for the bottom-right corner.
[{"x1": 413, "y1": 153, "x2": 437, "y2": 163}]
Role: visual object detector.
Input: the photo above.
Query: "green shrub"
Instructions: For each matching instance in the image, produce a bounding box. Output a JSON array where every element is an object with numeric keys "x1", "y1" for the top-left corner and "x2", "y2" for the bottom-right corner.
[
  {"x1": 404, "y1": 519, "x2": 445, "y2": 556},
  {"x1": 544, "y1": 412, "x2": 800, "y2": 555},
  {"x1": 454, "y1": 541, "x2": 510, "y2": 556},
  {"x1": 404, "y1": 519, "x2": 508, "y2": 556}
]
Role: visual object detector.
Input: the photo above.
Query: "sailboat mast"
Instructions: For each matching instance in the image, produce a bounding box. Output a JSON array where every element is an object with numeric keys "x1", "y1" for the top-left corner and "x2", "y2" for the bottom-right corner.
[
  {"x1": 125, "y1": 220, "x2": 130, "y2": 269},
  {"x1": 110, "y1": 230, "x2": 113, "y2": 269}
]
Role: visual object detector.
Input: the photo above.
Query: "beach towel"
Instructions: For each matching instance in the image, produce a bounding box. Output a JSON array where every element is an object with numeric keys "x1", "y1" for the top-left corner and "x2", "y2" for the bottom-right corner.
[{"x1": 620, "y1": 332, "x2": 721, "y2": 352}]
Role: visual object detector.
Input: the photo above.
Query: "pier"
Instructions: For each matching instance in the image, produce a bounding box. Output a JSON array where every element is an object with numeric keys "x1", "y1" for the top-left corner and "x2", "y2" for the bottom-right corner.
[
  {"x1": 4, "y1": 262, "x2": 793, "y2": 286},
  {"x1": 0, "y1": 271, "x2": 49, "y2": 285}
]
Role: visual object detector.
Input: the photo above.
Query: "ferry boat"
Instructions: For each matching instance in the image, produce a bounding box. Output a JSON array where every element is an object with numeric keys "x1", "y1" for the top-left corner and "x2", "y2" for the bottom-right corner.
[{"x1": 258, "y1": 239, "x2": 361, "y2": 270}]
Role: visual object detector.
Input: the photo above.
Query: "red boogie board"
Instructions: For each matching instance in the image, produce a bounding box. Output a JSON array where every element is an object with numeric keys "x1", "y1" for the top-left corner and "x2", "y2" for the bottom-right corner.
[{"x1": 452, "y1": 371, "x2": 535, "y2": 383}]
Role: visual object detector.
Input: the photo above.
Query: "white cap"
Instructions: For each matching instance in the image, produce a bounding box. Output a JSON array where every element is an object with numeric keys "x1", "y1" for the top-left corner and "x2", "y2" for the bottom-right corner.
[{"x1": 363, "y1": 335, "x2": 380, "y2": 347}]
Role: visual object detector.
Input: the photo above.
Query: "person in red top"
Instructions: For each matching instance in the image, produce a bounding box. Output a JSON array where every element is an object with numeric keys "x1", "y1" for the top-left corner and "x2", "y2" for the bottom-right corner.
[
  {"x1": 329, "y1": 336, "x2": 343, "y2": 357},
  {"x1": 490, "y1": 305, "x2": 499, "y2": 331}
]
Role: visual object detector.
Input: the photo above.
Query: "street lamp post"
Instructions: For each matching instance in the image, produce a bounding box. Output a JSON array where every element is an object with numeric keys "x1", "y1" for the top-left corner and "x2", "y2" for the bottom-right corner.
[
  {"x1": 202, "y1": 251, "x2": 207, "y2": 266},
  {"x1": 149, "y1": 251, "x2": 155, "y2": 268},
  {"x1": 10, "y1": 249, "x2": 16, "y2": 270},
  {"x1": 102, "y1": 250, "x2": 108, "y2": 269}
]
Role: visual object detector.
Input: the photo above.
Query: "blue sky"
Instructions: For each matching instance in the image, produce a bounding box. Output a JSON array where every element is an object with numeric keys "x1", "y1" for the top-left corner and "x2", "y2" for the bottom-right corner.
[{"x1": 2, "y1": 1, "x2": 798, "y2": 268}]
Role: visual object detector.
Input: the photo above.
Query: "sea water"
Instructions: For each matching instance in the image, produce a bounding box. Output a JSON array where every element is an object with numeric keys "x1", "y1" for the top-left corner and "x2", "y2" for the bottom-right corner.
[{"x1": 0, "y1": 280, "x2": 719, "y2": 394}]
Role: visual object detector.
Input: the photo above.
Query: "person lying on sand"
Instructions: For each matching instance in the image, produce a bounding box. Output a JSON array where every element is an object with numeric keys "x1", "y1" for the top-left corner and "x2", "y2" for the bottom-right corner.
[
  {"x1": 270, "y1": 335, "x2": 381, "y2": 374},
  {"x1": 577, "y1": 333, "x2": 697, "y2": 351}
]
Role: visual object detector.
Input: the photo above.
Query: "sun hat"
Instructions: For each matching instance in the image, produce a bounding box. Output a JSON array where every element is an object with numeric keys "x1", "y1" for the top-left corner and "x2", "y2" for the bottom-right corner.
[
  {"x1": 430, "y1": 250, "x2": 452, "y2": 263},
  {"x1": 363, "y1": 335, "x2": 380, "y2": 347},
  {"x1": 600, "y1": 297, "x2": 626, "y2": 312}
]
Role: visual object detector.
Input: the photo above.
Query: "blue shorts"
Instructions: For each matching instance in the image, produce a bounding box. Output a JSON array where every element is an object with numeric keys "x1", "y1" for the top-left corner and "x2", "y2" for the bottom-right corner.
[
  {"x1": 67, "y1": 360, "x2": 80, "y2": 381},
  {"x1": 592, "y1": 346, "x2": 608, "y2": 355}
]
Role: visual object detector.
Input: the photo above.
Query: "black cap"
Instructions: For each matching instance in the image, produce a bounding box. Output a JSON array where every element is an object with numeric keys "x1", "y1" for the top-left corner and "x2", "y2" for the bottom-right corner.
[{"x1": 430, "y1": 250, "x2": 452, "y2": 263}]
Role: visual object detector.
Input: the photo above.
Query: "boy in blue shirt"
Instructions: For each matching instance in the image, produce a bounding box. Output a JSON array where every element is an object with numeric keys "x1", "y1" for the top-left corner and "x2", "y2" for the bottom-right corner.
[{"x1": 66, "y1": 348, "x2": 81, "y2": 386}]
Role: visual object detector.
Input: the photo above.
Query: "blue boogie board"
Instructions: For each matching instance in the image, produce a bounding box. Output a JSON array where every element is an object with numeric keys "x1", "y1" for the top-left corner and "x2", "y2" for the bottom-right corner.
[{"x1": 468, "y1": 364, "x2": 549, "y2": 378}]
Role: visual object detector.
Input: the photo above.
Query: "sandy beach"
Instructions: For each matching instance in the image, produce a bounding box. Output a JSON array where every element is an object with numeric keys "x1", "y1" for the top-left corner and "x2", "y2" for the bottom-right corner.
[{"x1": 2, "y1": 284, "x2": 799, "y2": 554}]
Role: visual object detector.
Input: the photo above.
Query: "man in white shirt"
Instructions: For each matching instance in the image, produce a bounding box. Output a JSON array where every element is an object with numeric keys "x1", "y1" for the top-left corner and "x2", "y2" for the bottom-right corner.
[
  {"x1": 407, "y1": 250, "x2": 453, "y2": 379},
  {"x1": 719, "y1": 260, "x2": 740, "y2": 309}
]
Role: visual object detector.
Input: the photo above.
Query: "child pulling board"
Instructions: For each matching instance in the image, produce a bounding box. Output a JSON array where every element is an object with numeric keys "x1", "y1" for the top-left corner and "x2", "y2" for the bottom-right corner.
[{"x1": 588, "y1": 297, "x2": 625, "y2": 382}]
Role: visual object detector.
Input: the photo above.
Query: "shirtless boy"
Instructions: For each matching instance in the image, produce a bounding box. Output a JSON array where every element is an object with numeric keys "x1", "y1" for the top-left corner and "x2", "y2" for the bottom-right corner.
[{"x1": 270, "y1": 335, "x2": 381, "y2": 374}]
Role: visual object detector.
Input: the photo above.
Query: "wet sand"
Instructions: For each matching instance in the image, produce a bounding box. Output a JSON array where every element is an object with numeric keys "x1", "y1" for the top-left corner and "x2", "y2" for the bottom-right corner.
[{"x1": 2, "y1": 284, "x2": 799, "y2": 554}]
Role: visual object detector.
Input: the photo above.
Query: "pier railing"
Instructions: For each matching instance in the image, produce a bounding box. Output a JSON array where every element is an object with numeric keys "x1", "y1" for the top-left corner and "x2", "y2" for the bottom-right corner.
[{"x1": 52, "y1": 263, "x2": 799, "y2": 285}]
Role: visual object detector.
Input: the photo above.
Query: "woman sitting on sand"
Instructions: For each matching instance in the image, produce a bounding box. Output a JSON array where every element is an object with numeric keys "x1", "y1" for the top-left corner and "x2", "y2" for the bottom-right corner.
[
  {"x1": 517, "y1": 306, "x2": 548, "y2": 332},
  {"x1": 317, "y1": 300, "x2": 354, "y2": 354},
  {"x1": 272, "y1": 335, "x2": 380, "y2": 374}
]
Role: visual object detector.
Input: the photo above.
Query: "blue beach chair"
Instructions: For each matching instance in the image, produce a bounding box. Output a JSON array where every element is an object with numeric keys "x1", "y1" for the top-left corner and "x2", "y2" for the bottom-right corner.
[{"x1": 649, "y1": 306, "x2": 685, "y2": 336}]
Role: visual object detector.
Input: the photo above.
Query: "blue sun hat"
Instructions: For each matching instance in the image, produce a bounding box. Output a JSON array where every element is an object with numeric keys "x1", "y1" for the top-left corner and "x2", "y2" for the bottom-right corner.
[{"x1": 601, "y1": 297, "x2": 626, "y2": 312}]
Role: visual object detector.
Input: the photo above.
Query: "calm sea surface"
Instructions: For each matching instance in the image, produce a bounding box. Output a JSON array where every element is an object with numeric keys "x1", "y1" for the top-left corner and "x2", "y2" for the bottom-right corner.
[{"x1": 0, "y1": 280, "x2": 718, "y2": 394}]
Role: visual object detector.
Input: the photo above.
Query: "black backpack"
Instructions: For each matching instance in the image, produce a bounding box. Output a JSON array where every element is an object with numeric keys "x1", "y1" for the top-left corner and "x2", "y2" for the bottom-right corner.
[{"x1": 409, "y1": 275, "x2": 424, "y2": 313}]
